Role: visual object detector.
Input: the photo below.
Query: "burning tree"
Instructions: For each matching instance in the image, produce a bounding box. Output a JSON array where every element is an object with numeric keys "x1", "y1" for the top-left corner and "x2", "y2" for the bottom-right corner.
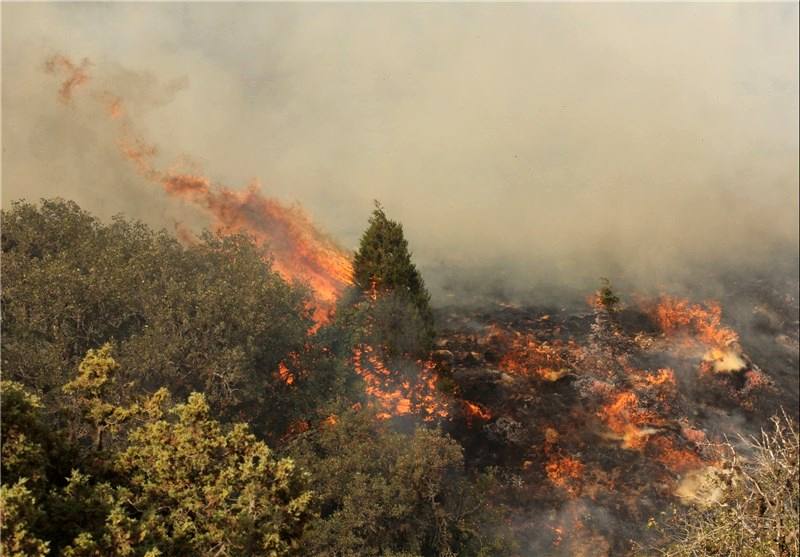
[{"x1": 324, "y1": 203, "x2": 451, "y2": 422}]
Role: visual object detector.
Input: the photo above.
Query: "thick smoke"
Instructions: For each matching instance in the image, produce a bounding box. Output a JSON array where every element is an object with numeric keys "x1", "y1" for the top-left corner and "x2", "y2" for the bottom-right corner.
[{"x1": 2, "y1": 3, "x2": 798, "y2": 302}]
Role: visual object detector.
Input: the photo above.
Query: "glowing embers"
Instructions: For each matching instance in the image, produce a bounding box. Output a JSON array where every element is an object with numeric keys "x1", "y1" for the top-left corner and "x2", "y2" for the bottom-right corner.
[
  {"x1": 277, "y1": 362, "x2": 295, "y2": 385},
  {"x1": 545, "y1": 455, "x2": 585, "y2": 496},
  {"x1": 650, "y1": 437, "x2": 705, "y2": 474},
  {"x1": 496, "y1": 329, "x2": 580, "y2": 382},
  {"x1": 351, "y1": 345, "x2": 450, "y2": 422},
  {"x1": 463, "y1": 401, "x2": 492, "y2": 424}
]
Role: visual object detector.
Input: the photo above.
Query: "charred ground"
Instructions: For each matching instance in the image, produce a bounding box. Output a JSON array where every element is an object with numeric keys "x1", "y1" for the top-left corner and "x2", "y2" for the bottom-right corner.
[{"x1": 430, "y1": 270, "x2": 799, "y2": 555}]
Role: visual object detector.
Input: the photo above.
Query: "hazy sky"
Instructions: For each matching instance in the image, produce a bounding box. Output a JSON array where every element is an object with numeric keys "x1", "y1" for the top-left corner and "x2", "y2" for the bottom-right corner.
[{"x1": 3, "y1": 2, "x2": 798, "y2": 298}]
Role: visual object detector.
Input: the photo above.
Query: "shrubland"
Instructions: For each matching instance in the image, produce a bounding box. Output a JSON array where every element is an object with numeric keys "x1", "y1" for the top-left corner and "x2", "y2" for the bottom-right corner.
[
  {"x1": 0, "y1": 199, "x2": 507, "y2": 556},
  {"x1": 2, "y1": 199, "x2": 795, "y2": 556}
]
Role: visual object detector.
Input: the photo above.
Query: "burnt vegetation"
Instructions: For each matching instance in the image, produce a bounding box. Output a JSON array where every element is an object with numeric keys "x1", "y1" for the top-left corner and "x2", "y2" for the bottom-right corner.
[{"x1": 2, "y1": 199, "x2": 798, "y2": 556}]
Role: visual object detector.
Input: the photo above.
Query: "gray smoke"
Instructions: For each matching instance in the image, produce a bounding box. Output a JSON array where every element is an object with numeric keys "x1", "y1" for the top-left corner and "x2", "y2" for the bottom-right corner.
[{"x1": 3, "y1": 3, "x2": 798, "y2": 302}]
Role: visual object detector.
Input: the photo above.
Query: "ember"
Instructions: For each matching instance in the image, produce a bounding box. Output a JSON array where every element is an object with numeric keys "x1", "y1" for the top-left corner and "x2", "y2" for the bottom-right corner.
[
  {"x1": 352, "y1": 345, "x2": 450, "y2": 421},
  {"x1": 463, "y1": 400, "x2": 492, "y2": 422},
  {"x1": 432, "y1": 285, "x2": 789, "y2": 555},
  {"x1": 546, "y1": 455, "x2": 584, "y2": 495}
]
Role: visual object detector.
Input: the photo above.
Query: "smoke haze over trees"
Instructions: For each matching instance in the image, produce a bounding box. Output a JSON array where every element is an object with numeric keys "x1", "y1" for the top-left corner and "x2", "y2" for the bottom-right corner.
[
  {"x1": 1, "y1": 3, "x2": 798, "y2": 556},
  {"x1": 2, "y1": 2, "x2": 798, "y2": 299}
]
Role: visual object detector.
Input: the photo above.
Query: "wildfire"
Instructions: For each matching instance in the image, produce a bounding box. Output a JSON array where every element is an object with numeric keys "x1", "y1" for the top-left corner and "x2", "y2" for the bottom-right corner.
[
  {"x1": 159, "y1": 175, "x2": 354, "y2": 311},
  {"x1": 651, "y1": 437, "x2": 705, "y2": 474},
  {"x1": 322, "y1": 414, "x2": 338, "y2": 427},
  {"x1": 463, "y1": 401, "x2": 492, "y2": 422},
  {"x1": 352, "y1": 345, "x2": 450, "y2": 421},
  {"x1": 45, "y1": 55, "x2": 353, "y2": 321},
  {"x1": 597, "y1": 391, "x2": 661, "y2": 450},
  {"x1": 628, "y1": 367, "x2": 677, "y2": 407},
  {"x1": 497, "y1": 331, "x2": 577, "y2": 382},
  {"x1": 701, "y1": 346, "x2": 747, "y2": 373},
  {"x1": 653, "y1": 296, "x2": 738, "y2": 348},
  {"x1": 546, "y1": 455, "x2": 584, "y2": 495},
  {"x1": 45, "y1": 55, "x2": 91, "y2": 103},
  {"x1": 278, "y1": 362, "x2": 295, "y2": 385}
]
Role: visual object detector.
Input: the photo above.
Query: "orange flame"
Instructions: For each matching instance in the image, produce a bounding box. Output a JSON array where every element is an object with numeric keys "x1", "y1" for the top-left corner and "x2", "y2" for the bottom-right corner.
[
  {"x1": 651, "y1": 437, "x2": 704, "y2": 474},
  {"x1": 46, "y1": 55, "x2": 353, "y2": 321},
  {"x1": 463, "y1": 401, "x2": 492, "y2": 422},
  {"x1": 496, "y1": 329, "x2": 577, "y2": 381},
  {"x1": 45, "y1": 55, "x2": 91, "y2": 103},
  {"x1": 352, "y1": 345, "x2": 450, "y2": 421},
  {"x1": 546, "y1": 455, "x2": 584, "y2": 495},
  {"x1": 597, "y1": 391, "x2": 661, "y2": 450},
  {"x1": 322, "y1": 414, "x2": 338, "y2": 427},
  {"x1": 653, "y1": 296, "x2": 738, "y2": 348},
  {"x1": 278, "y1": 362, "x2": 295, "y2": 385}
]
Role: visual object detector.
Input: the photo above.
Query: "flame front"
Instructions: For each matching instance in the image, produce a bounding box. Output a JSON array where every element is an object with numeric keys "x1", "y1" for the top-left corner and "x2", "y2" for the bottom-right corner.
[
  {"x1": 653, "y1": 295, "x2": 738, "y2": 348},
  {"x1": 46, "y1": 55, "x2": 353, "y2": 321}
]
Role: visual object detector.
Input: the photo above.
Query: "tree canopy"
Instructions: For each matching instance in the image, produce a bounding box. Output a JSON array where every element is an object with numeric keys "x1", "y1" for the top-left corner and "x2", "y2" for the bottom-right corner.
[
  {"x1": 346, "y1": 202, "x2": 435, "y2": 355},
  {"x1": 1, "y1": 199, "x2": 317, "y2": 436},
  {"x1": 287, "y1": 409, "x2": 508, "y2": 556},
  {"x1": 1, "y1": 348, "x2": 313, "y2": 557},
  {"x1": 0, "y1": 198, "x2": 508, "y2": 557}
]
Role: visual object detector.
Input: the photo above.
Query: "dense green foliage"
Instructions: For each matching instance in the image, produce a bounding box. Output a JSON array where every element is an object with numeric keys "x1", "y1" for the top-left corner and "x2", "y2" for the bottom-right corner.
[
  {"x1": 289, "y1": 409, "x2": 508, "y2": 556},
  {"x1": 1, "y1": 199, "x2": 336, "y2": 437},
  {"x1": 1, "y1": 199, "x2": 505, "y2": 556},
  {"x1": 0, "y1": 479, "x2": 50, "y2": 557},
  {"x1": 0, "y1": 382, "x2": 53, "y2": 557},
  {"x1": 1, "y1": 383, "x2": 313, "y2": 556}
]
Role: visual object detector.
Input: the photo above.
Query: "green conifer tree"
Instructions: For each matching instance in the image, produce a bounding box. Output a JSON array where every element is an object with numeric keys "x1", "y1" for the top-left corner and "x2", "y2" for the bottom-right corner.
[{"x1": 351, "y1": 202, "x2": 435, "y2": 352}]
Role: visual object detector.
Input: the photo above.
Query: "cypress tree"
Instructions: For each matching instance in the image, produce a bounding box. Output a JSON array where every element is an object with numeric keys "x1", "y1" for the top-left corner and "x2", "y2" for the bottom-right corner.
[{"x1": 351, "y1": 202, "x2": 434, "y2": 351}]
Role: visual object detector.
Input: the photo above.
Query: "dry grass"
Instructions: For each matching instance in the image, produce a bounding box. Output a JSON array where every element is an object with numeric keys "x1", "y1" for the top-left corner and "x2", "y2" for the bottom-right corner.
[{"x1": 642, "y1": 411, "x2": 799, "y2": 557}]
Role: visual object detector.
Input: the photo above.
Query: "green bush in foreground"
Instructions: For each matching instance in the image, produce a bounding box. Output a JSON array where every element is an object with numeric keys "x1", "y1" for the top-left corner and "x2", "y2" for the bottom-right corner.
[{"x1": 1, "y1": 349, "x2": 314, "y2": 557}]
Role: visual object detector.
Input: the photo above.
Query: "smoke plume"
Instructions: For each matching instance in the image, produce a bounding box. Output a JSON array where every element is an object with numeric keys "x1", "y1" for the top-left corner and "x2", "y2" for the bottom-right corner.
[{"x1": 3, "y1": 2, "x2": 798, "y2": 302}]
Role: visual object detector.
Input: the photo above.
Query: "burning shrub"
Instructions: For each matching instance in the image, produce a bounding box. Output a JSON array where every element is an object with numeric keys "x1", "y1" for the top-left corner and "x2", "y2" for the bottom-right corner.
[
  {"x1": 644, "y1": 413, "x2": 799, "y2": 557},
  {"x1": 652, "y1": 296, "x2": 738, "y2": 348}
]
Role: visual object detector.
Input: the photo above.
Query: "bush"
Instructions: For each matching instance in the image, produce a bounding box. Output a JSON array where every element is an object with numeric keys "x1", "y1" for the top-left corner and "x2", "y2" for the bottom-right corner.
[
  {"x1": 645, "y1": 412, "x2": 799, "y2": 556},
  {"x1": 1, "y1": 376, "x2": 314, "y2": 557},
  {"x1": 287, "y1": 409, "x2": 510, "y2": 556},
  {"x1": 1, "y1": 199, "x2": 313, "y2": 434}
]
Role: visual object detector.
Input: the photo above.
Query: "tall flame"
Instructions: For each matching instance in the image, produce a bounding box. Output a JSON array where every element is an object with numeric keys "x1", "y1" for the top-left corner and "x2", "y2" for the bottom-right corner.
[
  {"x1": 653, "y1": 296, "x2": 738, "y2": 348},
  {"x1": 45, "y1": 55, "x2": 353, "y2": 320}
]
